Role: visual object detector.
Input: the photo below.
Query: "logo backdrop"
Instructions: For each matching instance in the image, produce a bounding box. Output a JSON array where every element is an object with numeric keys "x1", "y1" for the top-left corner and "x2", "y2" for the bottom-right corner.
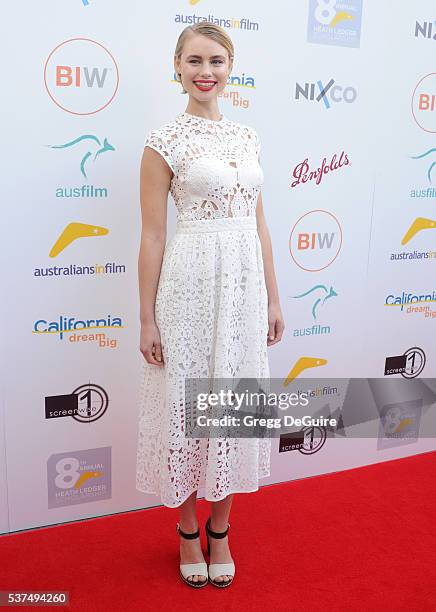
[{"x1": 1, "y1": 0, "x2": 435, "y2": 534}]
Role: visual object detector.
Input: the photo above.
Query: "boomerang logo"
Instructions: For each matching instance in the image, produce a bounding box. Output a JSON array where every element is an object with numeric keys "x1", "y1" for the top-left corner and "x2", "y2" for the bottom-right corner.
[
  {"x1": 50, "y1": 223, "x2": 109, "y2": 257},
  {"x1": 401, "y1": 218, "x2": 436, "y2": 245},
  {"x1": 82, "y1": 0, "x2": 90, "y2": 5},
  {"x1": 411, "y1": 147, "x2": 436, "y2": 183},
  {"x1": 291, "y1": 284, "x2": 338, "y2": 320},
  {"x1": 47, "y1": 134, "x2": 115, "y2": 179},
  {"x1": 283, "y1": 357, "x2": 327, "y2": 385}
]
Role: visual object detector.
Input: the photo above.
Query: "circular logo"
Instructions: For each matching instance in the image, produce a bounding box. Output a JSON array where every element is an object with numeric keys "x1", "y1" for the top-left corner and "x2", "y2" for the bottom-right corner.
[
  {"x1": 44, "y1": 38, "x2": 119, "y2": 115},
  {"x1": 412, "y1": 73, "x2": 436, "y2": 133},
  {"x1": 289, "y1": 209, "x2": 342, "y2": 272},
  {"x1": 298, "y1": 425, "x2": 327, "y2": 454},
  {"x1": 71, "y1": 383, "x2": 109, "y2": 423},
  {"x1": 401, "y1": 347, "x2": 426, "y2": 379}
]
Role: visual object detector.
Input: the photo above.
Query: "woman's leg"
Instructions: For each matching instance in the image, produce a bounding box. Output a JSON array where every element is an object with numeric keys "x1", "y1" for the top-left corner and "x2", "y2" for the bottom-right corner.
[
  {"x1": 209, "y1": 494, "x2": 234, "y2": 583},
  {"x1": 178, "y1": 490, "x2": 207, "y2": 583}
]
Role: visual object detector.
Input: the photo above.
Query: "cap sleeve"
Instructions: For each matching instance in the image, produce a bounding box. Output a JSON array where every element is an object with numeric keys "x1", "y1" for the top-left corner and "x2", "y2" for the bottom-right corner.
[{"x1": 144, "y1": 129, "x2": 175, "y2": 174}]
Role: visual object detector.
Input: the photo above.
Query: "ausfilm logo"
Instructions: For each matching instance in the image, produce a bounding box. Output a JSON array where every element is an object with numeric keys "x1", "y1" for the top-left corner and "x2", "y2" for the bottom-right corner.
[
  {"x1": 412, "y1": 73, "x2": 436, "y2": 133},
  {"x1": 44, "y1": 38, "x2": 119, "y2": 115},
  {"x1": 291, "y1": 151, "x2": 350, "y2": 188},
  {"x1": 289, "y1": 210, "x2": 342, "y2": 272}
]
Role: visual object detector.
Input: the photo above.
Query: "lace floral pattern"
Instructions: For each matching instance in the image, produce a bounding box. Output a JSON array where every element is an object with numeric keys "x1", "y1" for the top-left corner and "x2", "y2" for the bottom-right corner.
[
  {"x1": 136, "y1": 113, "x2": 271, "y2": 508},
  {"x1": 142, "y1": 112, "x2": 264, "y2": 221}
]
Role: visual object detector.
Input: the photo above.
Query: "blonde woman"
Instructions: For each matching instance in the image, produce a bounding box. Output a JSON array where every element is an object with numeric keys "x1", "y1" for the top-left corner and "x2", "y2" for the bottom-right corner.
[{"x1": 136, "y1": 22, "x2": 284, "y2": 588}]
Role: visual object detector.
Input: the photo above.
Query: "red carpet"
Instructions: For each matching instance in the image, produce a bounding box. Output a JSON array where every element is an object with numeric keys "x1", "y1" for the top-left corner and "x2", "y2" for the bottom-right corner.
[{"x1": 1, "y1": 451, "x2": 435, "y2": 611}]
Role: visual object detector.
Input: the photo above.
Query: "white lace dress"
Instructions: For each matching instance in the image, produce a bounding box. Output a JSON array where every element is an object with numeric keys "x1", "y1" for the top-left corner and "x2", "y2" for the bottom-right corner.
[{"x1": 135, "y1": 111, "x2": 271, "y2": 508}]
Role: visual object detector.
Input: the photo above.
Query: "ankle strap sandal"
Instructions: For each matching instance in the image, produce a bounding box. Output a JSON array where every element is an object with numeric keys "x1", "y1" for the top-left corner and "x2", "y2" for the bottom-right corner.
[
  {"x1": 176, "y1": 523, "x2": 208, "y2": 588},
  {"x1": 205, "y1": 517, "x2": 235, "y2": 588}
]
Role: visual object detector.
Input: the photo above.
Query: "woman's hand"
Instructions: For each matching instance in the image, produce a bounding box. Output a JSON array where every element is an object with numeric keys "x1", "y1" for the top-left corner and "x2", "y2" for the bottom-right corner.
[
  {"x1": 267, "y1": 303, "x2": 285, "y2": 346},
  {"x1": 140, "y1": 321, "x2": 165, "y2": 366}
]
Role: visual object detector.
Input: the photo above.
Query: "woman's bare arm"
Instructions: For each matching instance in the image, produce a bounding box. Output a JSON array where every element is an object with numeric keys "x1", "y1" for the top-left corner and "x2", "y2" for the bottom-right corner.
[
  {"x1": 138, "y1": 147, "x2": 173, "y2": 364},
  {"x1": 256, "y1": 190, "x2": 285, "y2": 346}
]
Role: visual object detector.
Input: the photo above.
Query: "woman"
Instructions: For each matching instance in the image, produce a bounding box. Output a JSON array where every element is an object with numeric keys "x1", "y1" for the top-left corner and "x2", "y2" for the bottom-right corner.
[{"x1": 136, "y1": 22, "x2": 284, "y2": 588}]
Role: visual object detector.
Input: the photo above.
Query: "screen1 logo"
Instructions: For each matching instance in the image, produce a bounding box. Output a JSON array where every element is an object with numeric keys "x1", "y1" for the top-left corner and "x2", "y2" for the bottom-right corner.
[
  {"x1": 45, "y1": 383, "x2": 109, "y2": 422},
  {"x1": 289, "y1": 209, "x2": 342, "y2": 271},
  {"x1": 307, "y1": 0, "x2": 363, "y2": 48},
  {"x1": 44, "y1": 38, "x2": 119, "y2": 115},
  {"x1": 412, "y1": 73, "x2": 436, "y2": 133},
  {"x1": 384, "y1": 347, "x2": 426, "y2": 378}
]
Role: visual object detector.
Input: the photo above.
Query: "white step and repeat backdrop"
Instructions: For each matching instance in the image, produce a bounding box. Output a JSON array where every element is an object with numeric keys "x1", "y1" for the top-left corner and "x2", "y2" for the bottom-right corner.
[{"x1": 2, "y1": 0, "x2": 436, "y2": 533}]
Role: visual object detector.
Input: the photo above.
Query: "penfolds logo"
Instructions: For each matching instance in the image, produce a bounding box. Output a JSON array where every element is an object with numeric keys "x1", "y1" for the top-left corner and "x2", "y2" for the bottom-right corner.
[{"x1": 291, "y1": 152, "x2": 350, "y2": 188}]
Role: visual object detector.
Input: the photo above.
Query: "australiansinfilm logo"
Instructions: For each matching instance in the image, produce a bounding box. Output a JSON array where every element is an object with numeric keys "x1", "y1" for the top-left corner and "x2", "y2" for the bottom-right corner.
[
  {"x1": 33, "y1": 221, "x2": 126, "y2": 280},
  {"x1": 307, "y1": 0, "x2": 363, "y2": 48},
  {"x1": 45, "y1": 383, "x2": 109, "y2": 422}
]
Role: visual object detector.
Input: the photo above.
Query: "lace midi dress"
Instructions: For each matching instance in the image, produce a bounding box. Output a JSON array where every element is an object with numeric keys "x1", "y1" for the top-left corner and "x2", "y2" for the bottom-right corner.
[{"x1": 135, "y1": 111, "x2": 271, "y2": 508}]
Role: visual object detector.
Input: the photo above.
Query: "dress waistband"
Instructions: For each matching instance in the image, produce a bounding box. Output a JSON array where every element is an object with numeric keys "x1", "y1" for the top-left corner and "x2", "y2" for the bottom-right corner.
[{"x1": 175, "y1": 216, "x2": 257, "y2": 234}]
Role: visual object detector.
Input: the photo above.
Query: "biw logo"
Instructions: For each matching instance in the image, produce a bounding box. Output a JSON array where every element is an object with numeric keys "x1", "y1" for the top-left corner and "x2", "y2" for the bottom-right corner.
[
  {"x1": 44, "y1": 38, "x2": 119, "y2": 115},
  {"x1": 289, "y1": 209, "x2": 342, "y2": 271}
]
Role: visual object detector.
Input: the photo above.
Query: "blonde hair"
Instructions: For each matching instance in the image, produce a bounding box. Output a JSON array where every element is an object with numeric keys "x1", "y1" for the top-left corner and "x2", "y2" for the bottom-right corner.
[{"x1": 174, "y1": 22, "x2": 234, "y2": 94}]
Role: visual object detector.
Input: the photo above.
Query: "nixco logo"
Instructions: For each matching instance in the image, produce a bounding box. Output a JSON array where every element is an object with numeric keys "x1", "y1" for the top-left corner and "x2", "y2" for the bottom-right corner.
[
  {"x1": 290, "y1": 284, "x2": 337, "y2": 337},
  {"x1": 33, "y1": 314, "x2": 123, "y2": 347},
  {"x1": 46, "y1": 383, "x2": 109, "y2": 422},
  {"x1": 291, "y1": 151, "x2": 350, "y2": 188},
  {"x1": 384, "y1": 347, "x2": 426, "y2": 378},
  {"x1": 295, "y1": 79, "x2": 357, "y2": 108},
  {"x1": 415, "y1": 20, "x2": 436, "y2": 41},
  {"x1": 44, "y1": 38, "x2": 119, "y2": 115},
  {"x1": 307, "y1": 0, "x2": 363, "y2": 48},
  {"x1": 412, "y1": 73, "x2": 436, "y2": 133},
  {"x1": 289, "y1": 209, "x2": 342, "y2": 272}
]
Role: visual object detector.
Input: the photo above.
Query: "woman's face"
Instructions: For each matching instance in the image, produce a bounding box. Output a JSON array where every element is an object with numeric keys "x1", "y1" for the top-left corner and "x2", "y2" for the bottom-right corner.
[{"x1": 175, "y1": 34, "x2": 231, "y2": 100}]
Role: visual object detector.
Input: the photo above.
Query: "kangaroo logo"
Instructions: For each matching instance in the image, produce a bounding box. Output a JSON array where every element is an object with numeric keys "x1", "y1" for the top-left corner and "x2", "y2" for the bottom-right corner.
[
  {"x1": 410, "y1": 147, "x2": 436, "y2": 183},
  {"x1": 291, "y1": 284, "x2": 338, "y2": 320},
  {"x1": 47, "y1": 134, "x2": 115, "y2": 179}
]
